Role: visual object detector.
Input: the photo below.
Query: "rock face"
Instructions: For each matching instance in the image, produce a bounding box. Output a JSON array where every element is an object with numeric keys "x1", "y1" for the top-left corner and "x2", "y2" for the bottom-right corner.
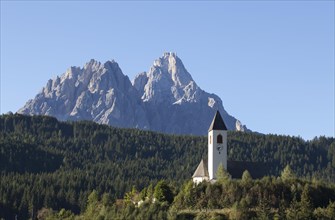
[
  {"x1": 18, "y1": 52, "x2": 248, "y2": 135},
  {"x1": 19, "y1": 59, "x2": 149, "y2": 129}
]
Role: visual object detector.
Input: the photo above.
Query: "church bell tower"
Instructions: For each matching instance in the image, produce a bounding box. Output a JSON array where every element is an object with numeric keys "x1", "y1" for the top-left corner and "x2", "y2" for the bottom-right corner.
[{"x1": 208, "y1": 111, "x2": 227, "y2": 180}]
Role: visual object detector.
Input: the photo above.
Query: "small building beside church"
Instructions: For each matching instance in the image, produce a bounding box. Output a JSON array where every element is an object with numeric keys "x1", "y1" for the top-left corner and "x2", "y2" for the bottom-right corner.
[
  {"x1": 192, "y1": 110, "x2": 228, "y2": 183},
  {"x1": 192, "y1": 159, "x2": 209, "y2": 184}
]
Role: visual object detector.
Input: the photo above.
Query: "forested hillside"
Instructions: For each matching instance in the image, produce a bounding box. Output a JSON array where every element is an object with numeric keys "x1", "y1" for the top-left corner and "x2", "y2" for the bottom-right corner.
[
  {"x1": 41, "y1": 173, "x2": 335, "y2": 220},
  {"x1": 0, "y1": 114, "x2": 334, "y2": 219}
]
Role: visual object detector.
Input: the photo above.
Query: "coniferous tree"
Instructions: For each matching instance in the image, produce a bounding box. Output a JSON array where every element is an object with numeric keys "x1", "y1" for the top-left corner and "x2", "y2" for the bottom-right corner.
[
  {"x1": 257, "y1": 194, "x2": 271, "y2": 220},
  {"x1": 84, "y1": 190, "x2": 99, "y2": 219},
  {"x1": 154, "y1": 180, "x2": 174, "y2": 204},
  {"x1": 299, "y1": 184, "x2": 313, "y2": 219},
  {"x1": 216, "y1": 163, "x2": 230, "y2": 184},
  {"x1": 241, "y1": 170, "x2": 252, "y2": 186},
  {"x1": 281, "y1": 165, "x2": 296, "y2": 182},
  {"x1": 286, "y1": 195, "x2": 300, "y2": 220}
]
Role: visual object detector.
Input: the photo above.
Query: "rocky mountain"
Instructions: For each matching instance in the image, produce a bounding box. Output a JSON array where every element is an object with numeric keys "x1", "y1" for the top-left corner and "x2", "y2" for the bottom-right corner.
[{"x1": 18, "y1": 52, "x2": 248, "y2": 135}]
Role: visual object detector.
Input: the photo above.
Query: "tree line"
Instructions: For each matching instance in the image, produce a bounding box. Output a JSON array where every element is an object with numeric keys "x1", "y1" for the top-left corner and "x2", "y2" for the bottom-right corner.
[{"x1": 0, "y1": 114, "x2": 334, "y2": 219}]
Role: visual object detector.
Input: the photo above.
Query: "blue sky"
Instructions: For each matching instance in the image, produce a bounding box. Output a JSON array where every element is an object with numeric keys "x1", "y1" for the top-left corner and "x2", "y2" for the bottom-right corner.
[{"x1": 1, "y1": 1, "x2": 334, "y2": 140}]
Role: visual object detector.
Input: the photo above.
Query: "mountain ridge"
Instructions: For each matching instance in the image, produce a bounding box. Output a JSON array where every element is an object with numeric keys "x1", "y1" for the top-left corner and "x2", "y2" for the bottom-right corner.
[{"x1": 18, "y1": 52, "x2": 248, "y2": 135}]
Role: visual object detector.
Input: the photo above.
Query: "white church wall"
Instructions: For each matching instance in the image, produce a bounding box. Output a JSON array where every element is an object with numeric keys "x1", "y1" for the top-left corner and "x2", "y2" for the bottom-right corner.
[{"x1": 208, "y1": 130, "x2": 227, "y2": 180}]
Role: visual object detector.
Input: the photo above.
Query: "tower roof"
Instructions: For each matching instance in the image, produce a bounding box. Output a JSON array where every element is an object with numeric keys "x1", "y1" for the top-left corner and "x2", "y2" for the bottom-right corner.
[
  {"x1": 208, "y1": 111, "x2": 227, "y2": 131},
  {"x1": 192, "y1": 159, "x2": 209, "y2": 178}
]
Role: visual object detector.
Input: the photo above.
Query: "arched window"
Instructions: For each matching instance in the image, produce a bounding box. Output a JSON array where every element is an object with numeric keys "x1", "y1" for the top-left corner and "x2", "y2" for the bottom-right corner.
[{"x1": 217, "y1": 134, "x2": 223, "y2": 144}]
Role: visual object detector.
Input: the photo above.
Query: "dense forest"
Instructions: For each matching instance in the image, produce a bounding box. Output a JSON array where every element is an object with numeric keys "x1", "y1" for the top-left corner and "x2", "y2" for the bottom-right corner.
[
  {"x1": 39, "y1": 170, "x2": 335, "y2": 220},
  {"x1": 0, "y1": 114, "x2": 334, "y2": 219}
]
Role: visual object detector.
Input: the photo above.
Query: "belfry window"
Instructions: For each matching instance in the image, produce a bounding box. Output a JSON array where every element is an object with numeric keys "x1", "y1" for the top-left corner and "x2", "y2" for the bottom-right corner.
[{"x1": 217, "y1": 134, "x2": 223, "y2": 144}]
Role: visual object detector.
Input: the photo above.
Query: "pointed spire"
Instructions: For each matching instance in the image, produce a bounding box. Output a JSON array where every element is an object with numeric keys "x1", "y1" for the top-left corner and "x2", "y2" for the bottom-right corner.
[
  {"x1": 192, "y1": 159, "x2": 209, "y2": 178},
  {"x1": 208, "y1": 111, "x2": 227, "y2": 131}
]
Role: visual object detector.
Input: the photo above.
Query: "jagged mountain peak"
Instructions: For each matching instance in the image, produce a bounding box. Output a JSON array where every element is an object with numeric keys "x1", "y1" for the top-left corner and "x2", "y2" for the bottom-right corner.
[
  {"x1": 134, "y1": 52, "x2": 198, "y2": 103},
  {"x1": 151, "y1": 52, "x2": 194, "y2": 87},
  {"x1": 153, "y1": 52, "x2": 179, "y2": 69},
  {"x1": 18, "y1": 53, "x2": 248, "y2": 135},
  {"x1": 84, "y1": 58, "x2": 101, "y2": 67},
  {"x1": 81, "y1": 59, "x2": 120, "y2": 74},
  {"x1": 18, "y1": 58, "x2": 147, "y2": 127}
]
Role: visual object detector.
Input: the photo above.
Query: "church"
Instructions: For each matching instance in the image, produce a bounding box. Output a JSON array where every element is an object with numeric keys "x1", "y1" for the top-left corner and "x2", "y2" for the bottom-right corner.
[
  {"x1": 192, "y1": 111, "x2": 228, "y2": 184},
  {"x1": 192, "y1": 111, "x2": 272, "y2": 183}
]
